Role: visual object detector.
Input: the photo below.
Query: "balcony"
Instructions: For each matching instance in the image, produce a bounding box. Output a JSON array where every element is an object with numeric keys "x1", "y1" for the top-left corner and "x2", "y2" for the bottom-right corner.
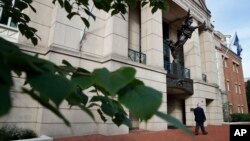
[
  {"x1": 128, "y1": 49, "x2": 146, "y2": 64},
  {"x1": 0, "y1": 24, "x2": 19, "y2": 43},
  {"x1": 166, "y1": 63, "x2": 191, "y2": 79},
  {"x1": 166, "y1": 62, "x2": 193, "y2": 97}
]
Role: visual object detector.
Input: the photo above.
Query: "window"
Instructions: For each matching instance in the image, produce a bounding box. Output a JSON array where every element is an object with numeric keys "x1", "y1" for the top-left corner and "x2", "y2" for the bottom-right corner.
[
  {"x1": 238, "y1": 85, "x2": 241, "y2": 94},
  {"x1": 241, "y1": 106, "x2": 244, "y2": 113},
  {"x1": 235, "y1": 84, "x2": 238, "y2": 93},
  {"x1": 233, "y1": 63, "x2": 236, "y2": 72},
  {"x1": 236, "y1": 65, "x2": 239, "y2": 73},
  {"x1": 223, "y1": 59, "x2": 228, "y2": 67},
  {"x1": 0, "y1": 0, "x2": 17, "y2": 28},
  {"x1": 227, "y1": 81, "x2": 230, "y2": 91},
  {"x1": 202, "y1": 74, "x2": 207, "y2": 82},
  {"x1": 229, "y1": 105, "x2": 233, "y2": 114},
  {"x1": 237, "y1": 106, "x2": 241, "y2": 113}
]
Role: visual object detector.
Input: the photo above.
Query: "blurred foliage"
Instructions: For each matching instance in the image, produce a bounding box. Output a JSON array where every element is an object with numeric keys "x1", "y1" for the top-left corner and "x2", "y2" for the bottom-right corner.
[
  {"x1": 230, "y1": 113, "x2": 250, "y2": 122},
  {"x1": 0, "y1": 0, "x2": 192, "y2": 134},
  {"x1": 0, "y1": 125, "x2": 37, "y2": 140}
]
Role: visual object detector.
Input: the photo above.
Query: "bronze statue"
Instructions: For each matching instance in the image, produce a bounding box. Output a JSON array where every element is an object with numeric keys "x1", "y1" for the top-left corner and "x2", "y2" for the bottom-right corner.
[{"x1": 168, "y1": 10, "x2": 206, "y2": 63}]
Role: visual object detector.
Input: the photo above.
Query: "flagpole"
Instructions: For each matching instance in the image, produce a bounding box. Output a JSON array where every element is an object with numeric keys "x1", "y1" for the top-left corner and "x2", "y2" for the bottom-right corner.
[{"x1": 222, "y1": 32, "x2": 236, "y2": 61}]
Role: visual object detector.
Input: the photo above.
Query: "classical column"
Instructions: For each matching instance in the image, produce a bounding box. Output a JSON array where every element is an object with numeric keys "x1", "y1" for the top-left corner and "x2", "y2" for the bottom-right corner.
[
  {"x1": 103, "y1": 14, "x2": 129, "y2": 59},
  {"x1": 141, "y1": 5, "x2": 164, "y2": 68},
  {"x1": 199, "y1": 30, "x2": 219, "y2": 85},
  {"x1": 184, "y1": 19, "x2": 203, "y2": 126},
  {"x1": 139, "y1": 5, "x2": 167, "y2": 131},
  {"x1": 183, "y1": 19, "x2": 202, "y2": 80}
]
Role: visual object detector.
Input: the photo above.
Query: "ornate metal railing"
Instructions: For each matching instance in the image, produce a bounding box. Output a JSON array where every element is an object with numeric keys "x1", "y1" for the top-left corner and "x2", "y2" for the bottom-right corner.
[
  {"x1": 128, "y1": 49, "x2": 146, "y2": 64},
  {"x1": 166, "y1": 62, "x2": 190, "y2": 79}
]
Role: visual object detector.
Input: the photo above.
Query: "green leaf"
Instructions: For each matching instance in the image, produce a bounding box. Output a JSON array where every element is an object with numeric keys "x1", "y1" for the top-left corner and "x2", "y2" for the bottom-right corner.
[
  {"x1": 18, "y1": 24, "x2": 26, "y2": 35},
  {"x1": 156, "y1": 111, "x2": 193, "y2": 134},
  {"x1": 111, "y1": 10, "x2": 119, "y2": 16},
  {"x1": 92, "y1": 67, "x2": 136, "y2": 95},
  {"x1": 16, "y1": 1, "x2": 28, "y2": 11},
  {"x1": 66, "y1": 87, "x2": 88, "y2": 107},
  {"x1": 28, "y1": 3, "x2": 37, "y2": 13},
  {"x1": 27, "y1": 73, "x2": 74, "y2": 106},
  {"x1": 112, "y1": 112, "x2": 131, "y2": 127},
  {"x1": 57, "y1": 0, "x2": 64, "y2": 7},
  {"x1": 84, "y1": 9, "x2": 96, "y2": 20},
  {"x1": 23, "y1": 88, "x2": 70, "y2": 126},
  {"x1": 72, "y1": 75, "x2": 92, "y2": 89},
  {"x1": 101, "y1": 102, "x2": 116, "y2": 117},
  {"x1": 118, "y1": 82, "x2": 162, "y2": 121},
  {"x1": 0, "y1": 62, "x2": 12, "y2": 116},
  {"x1": 62, "y1": 59, "x2": 73, "y2": 67},
  {"x1": 0, "y1": 85, "x2": 11, "y2": 116},
  {"x1": 23, "y1": 0, "x2": 33, "y2": 3},
  {"x1": 151, "y1": 7, "x2": 158, "y2": 13},
  {"x1": 141, "y1": 1, "x2": 148, "y2": 7},
  {"x1": 75, "y1": 87, "x2": 88, "y2": 106},
  {"x1": 97, "y1": 109, "x2": 107, "y2": 122},
  {"x1": 81, "y1": 17, "x2": 90, "y2": 28},
  {"x1": 71, "y1": 68, "x2": 92, "y2": 89},
  {"x1": 90, "y1": 96, "x2": 109, "y2": 103},
  {"x1": 64, "y1": 0, "x2": 72, "y2": 13},
  {"x1": 52, "y1": 0, "x2": 56, "y2": 4},
  {"x1": 67, "y1": 12, "x2": 79, "y2": 20},
  {"x1": 66, "y1": 92, "x2": 81, "y2": 106},
  {"x1": 22, "y1": 14, "x2": 31, "y2": 22},
  {"x1": 31, "y1": 37, "x2": 38, "y2": 46}
]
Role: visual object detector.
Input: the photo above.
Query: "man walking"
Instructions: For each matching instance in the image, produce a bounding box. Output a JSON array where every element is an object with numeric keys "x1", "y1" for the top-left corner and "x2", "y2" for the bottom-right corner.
[{"x1": 193, "y1": 103, "x2": 208, "y2": 135}]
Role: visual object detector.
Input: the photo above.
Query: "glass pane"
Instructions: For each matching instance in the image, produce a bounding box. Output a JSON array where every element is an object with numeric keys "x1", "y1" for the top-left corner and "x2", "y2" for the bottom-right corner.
[{"x1": 0, "y1": 8, "x2": 9, "y2": 25}]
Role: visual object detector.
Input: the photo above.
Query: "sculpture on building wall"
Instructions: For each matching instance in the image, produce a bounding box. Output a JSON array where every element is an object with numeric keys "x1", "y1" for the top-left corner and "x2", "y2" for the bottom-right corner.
[{"x1": 168, "y1": 10, "x2": 206, "y2": 63}]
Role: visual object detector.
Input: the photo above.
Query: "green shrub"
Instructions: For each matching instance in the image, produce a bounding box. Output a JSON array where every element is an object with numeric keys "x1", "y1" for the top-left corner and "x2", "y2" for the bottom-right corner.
[
  {"x1": 230, "y1": 113, "x2": 250, "y2": 122},
  {"x1": 0, "y1": 125, "x2": 37, "y2": 141}
]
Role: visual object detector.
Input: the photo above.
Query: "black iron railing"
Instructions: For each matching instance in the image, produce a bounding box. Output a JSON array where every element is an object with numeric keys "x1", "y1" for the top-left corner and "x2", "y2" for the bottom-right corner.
[
  {"x1": 128, "y1": 49, "x2": 146, "y2": 64},
  {"x1": 166, "y1": 62, "x2": 190, "y2": 79}
]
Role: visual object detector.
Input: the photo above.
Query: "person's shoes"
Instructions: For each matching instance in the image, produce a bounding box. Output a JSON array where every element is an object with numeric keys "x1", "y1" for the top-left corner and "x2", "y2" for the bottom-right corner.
[{"x1": 202, "y1": 132, "x2": 208, "y2": 135}]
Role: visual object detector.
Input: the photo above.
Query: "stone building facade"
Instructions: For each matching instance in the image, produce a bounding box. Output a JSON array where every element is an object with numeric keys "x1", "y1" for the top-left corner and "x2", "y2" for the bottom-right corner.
[{"x1": 0, "y1": 0, "x2": 226, "y2": 137}]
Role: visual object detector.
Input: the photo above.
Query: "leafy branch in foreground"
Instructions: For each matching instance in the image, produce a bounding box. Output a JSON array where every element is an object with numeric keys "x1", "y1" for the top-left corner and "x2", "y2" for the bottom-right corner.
[
  {"x1": 0, "y1": 0, "x2": 169, "y2": 46},
  {"x1": 0, "y1": 37, "x2": 191, "y2": 134},
  {"x1": 0, "y1": 0, "x2": 191, "y2": 134}
]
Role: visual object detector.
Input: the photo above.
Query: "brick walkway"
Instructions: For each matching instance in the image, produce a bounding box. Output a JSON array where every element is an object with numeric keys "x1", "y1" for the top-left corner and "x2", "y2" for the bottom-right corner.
[{"x1": 55, "y1": 125, "x2": 229, "y2": 141}]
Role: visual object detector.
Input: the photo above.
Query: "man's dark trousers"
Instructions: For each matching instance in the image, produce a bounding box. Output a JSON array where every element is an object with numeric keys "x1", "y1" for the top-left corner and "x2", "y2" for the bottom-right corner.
[{"x1": 195, "y1": 122, "x2": 206, "y2": 134}]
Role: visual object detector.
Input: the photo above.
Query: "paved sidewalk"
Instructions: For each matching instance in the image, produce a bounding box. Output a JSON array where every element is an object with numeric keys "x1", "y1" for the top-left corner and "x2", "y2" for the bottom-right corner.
[{"x1": 55, "y1": 125, "x2": 229, "y2": 141}]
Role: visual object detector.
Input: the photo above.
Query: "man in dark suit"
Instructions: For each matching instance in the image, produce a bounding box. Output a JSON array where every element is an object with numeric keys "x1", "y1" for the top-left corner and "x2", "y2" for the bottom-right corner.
[{"x1": 193, "y1": 103, "x2": 208, "y2": 135}]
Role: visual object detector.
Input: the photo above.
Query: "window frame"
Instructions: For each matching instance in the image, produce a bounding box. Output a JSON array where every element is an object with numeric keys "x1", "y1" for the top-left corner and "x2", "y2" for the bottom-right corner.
[
  {"x1": 241, "y1": 106, "x2": 244, "y2": 113},
  {"x1": 235, "y1": 84, "x2": 238, "y2": 93},
  {"x1": 238, "y1": 85, "x2": 241, "y2": 94},
  {"x1": 237, "y1": 105, "x2": 241, "y2": 113},
  {"x1": 226, "y1": 81, "x2": 230, "y2": 91},
  {"x1": 0, "y1": 0, "x2": 17, "y2": 28}
]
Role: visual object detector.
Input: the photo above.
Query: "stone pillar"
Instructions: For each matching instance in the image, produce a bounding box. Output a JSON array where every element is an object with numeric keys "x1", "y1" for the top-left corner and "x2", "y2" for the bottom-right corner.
[
  {"x1": 184, "y1": 19, "x2": 202, "y2": 80},
  {"x1": 139, "y1": 5, "x2": 167, "y2": 131},
  {"x1": 141, "y1": 5, "x2": 164, "y2": 68},
  {"x1": 103, "y1": 14, "x2": 129, "y2": 58},
  {"x1": 184, "y1": 19, "x2": 203, "y2": 126},
  {"x1": 200, "y1": 30, "x2": 219, "y2": 85}
]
